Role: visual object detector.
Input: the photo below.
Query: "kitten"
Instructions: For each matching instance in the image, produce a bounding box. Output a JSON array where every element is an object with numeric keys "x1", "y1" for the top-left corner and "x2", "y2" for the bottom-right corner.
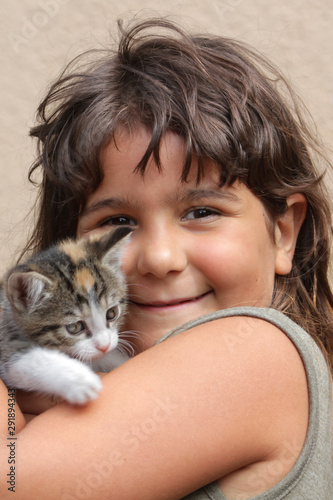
[{"x1": 0, "y1": 227, "x2": 132, "y2": 405}]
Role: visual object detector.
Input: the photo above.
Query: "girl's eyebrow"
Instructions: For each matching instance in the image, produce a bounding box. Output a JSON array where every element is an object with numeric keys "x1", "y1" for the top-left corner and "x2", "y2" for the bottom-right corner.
[
  {"x1": 80, "y1": 187, "x2": 240, "y2": 220},
  {"x1": 177, "y1": 187, "x2": 240, "y2": 204},
  {"x1": 80, "y1": 196, "x2": 141, "y2": 220}
]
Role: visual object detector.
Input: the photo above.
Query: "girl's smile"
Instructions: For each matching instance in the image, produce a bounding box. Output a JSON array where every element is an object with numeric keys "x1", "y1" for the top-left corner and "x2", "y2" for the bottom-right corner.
[
  {"x1": 77, "y1": 127, "x2": 287, "y2": 351},
  {"x1": 128, "y1": 290, "x2": 214, "y2": 312}
]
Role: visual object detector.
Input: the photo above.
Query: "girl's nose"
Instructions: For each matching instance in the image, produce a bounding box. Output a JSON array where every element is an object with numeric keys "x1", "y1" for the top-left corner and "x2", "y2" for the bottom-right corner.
[{"x1": 134, "y1": 228, "x2": 187, "y2": 279}]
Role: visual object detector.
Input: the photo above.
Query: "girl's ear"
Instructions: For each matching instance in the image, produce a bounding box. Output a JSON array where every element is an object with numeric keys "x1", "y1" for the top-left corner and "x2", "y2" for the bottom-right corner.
[{"x1": 274, "y1": 193, "x2": 307, "y2": 276}]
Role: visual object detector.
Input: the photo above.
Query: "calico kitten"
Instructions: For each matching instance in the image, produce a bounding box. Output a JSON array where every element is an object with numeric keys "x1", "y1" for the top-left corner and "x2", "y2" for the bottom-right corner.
[{"x1": 0, "y1": 227, "x2": 132, "y2": 404}]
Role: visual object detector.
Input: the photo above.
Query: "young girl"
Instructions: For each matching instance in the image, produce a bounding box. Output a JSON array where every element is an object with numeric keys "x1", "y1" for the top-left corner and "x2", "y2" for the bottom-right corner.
[{"x1": 1, "y1": 17, "x2": 333, "y2": 499}]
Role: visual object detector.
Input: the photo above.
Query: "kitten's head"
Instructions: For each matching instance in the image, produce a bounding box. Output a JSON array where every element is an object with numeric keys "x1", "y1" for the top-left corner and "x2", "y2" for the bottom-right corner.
[{"x1": 5, "y1": 228, "x2": 132, "y2": 361}]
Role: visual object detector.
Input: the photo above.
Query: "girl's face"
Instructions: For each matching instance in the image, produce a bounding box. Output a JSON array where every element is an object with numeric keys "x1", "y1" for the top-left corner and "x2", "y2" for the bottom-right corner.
[{"x1": 77, "y1": 128, "x2": 281, "y2": 351}]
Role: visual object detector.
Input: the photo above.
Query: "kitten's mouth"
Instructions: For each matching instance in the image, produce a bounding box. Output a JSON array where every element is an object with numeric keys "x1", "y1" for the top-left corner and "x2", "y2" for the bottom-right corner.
[{"x1": 129, "y1": 291, "x2": 212, "y2": 310}]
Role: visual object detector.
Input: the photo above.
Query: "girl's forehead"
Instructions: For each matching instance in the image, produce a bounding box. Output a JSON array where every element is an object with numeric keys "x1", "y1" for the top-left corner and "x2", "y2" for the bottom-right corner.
[
  {"x1": 102, "y1": 127, "x2": 185, "y2": 166},
  {"x1": 100, "y1": 127, "x2": 221, "y2": 185}
]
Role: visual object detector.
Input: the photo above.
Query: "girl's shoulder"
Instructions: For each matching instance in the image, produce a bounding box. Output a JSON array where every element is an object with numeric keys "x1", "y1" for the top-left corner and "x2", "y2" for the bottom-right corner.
[
  {"x1": 158, "y1": 307, "x2": 331, "y2": 498},
  {"x1": 150, "y1": 308, "x2": 310, "y2": 493},
  {"x1": 157, "y1": 306, "x2": 318, "y2": 348}
]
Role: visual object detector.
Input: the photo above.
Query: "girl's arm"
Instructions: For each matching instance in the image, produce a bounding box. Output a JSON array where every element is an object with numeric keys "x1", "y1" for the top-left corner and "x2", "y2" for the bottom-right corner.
[
  {"x1": 0, "y1": 316, "x2": 308, "y2": 500},
  {"x1": 14, "y1": 373, "x2": 110, "y2": 422}
]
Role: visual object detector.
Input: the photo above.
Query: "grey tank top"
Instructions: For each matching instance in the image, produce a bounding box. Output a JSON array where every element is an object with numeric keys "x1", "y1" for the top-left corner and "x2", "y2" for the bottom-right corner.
[{"x1": 156, "y1": 307, "x2": 333, "y2": 500}]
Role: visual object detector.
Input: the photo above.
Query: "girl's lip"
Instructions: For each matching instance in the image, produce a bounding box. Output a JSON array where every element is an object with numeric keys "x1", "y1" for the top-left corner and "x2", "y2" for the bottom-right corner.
[{"x1": 129, "y1": 291, "x2": 212, "y2": 311}]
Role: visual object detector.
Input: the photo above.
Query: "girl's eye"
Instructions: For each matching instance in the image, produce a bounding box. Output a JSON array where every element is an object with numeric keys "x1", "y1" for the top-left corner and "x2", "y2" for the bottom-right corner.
[
  {"x1": 66, "y1": 321, "x2": 85, "y2": 335},
  {"x1": 182, "y1": 207, "x2": 220, "y2": 220},
  {"x1": 99, "y1": 216, "x2": 136, "y2": 227},
  {"x1": 106, "y1": 306, "x2": 119, "y2": 322}
]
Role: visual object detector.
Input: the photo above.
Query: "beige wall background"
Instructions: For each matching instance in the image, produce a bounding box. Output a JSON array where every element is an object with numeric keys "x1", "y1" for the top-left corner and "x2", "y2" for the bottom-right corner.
[{"x1": 1, "y1": 0, "x2": 332, "y2": 273}]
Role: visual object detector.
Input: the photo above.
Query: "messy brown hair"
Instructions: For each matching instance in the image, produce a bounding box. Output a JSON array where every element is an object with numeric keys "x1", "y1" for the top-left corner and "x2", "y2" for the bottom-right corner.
[{"x1": 27, "y1": 18, "x2": 333, "y2": 362}]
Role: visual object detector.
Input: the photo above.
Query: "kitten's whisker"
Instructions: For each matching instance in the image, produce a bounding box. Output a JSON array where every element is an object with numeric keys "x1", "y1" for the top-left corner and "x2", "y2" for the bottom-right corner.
[
  {"x1": 126, "y1": 283, "x2": 156, "y2": 303},
  {"x1": 121, "y1": 329, "x2": 154, "y2": 342},
  {"x1": 117, "y1": 338, "x2": 136, "y2": 357},
  {"x1": 117, "y1": 344, "x2": 134, "y2": 358},
  {"x1": 127, "y1": 283, "x2": 152, "y2": 293},
  {"x1": 118, "y1": 329, "x2": 154, "y2": 355}
]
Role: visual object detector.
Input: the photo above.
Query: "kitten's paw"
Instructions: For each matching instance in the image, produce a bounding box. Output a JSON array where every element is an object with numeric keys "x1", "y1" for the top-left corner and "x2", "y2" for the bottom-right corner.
[
  {"x1": 61, "y1": 367, "x2": 103, "y2": 405},
  {"x1": 3, "y1": 348, "x2": 103, "y2": 405}
]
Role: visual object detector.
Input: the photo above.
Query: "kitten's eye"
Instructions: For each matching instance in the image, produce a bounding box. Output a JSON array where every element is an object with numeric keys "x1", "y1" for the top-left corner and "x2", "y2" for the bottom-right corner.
[
  {"x1": 66, "y1": 321, "x2": 85, "y2": 335},
  {"x1": 106, "y1": 306, "x2": 119, "y2": 322}
]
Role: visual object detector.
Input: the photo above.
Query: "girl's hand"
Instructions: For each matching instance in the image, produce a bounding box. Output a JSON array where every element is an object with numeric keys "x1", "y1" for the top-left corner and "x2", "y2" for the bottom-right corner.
[{"x1": 15, "y1": 390, "x2": 63, "y2": 422}]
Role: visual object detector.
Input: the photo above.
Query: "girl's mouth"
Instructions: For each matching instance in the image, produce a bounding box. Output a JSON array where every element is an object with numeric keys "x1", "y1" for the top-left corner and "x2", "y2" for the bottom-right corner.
[{"x1": 129, "y1": 291, "x2": 212, "y2": 312}]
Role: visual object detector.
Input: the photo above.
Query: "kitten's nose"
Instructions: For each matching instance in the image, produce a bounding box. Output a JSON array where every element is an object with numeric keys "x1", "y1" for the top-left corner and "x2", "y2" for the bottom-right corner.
[{"x1": 96, "y1": 344, "x2": 110, "y2": 353}]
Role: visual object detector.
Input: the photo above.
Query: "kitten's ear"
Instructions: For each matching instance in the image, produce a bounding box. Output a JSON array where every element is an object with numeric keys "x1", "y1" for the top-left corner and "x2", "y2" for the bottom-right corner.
[
  {"x1": 90, "y1": 228, "x2": 132, "y2": 269},
  {"x1": 6, "y1": 271, "x2": 53, "y2": 313}
]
